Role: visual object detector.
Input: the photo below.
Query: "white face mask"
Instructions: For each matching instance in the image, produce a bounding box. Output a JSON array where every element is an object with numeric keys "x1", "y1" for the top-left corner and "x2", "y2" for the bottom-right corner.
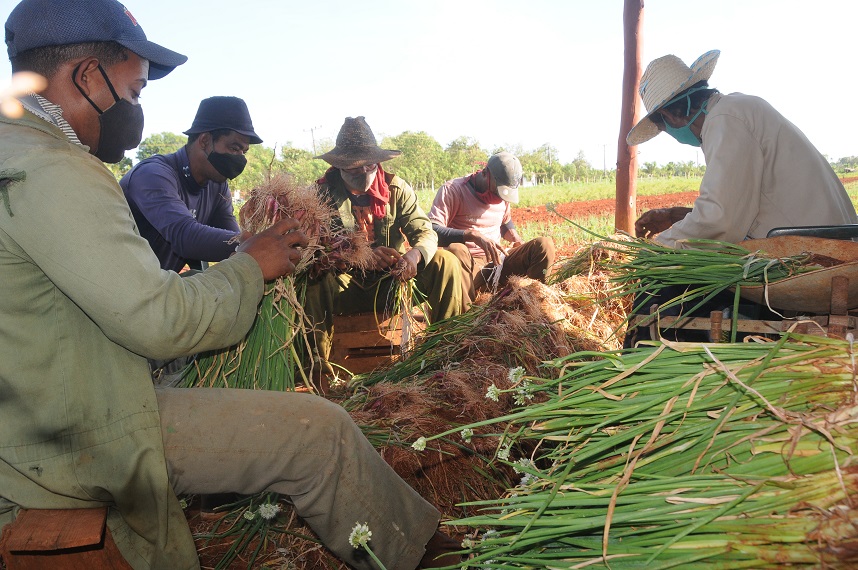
[{"x1": 340, "y1": 165, "x2": 378, "y2": 192}]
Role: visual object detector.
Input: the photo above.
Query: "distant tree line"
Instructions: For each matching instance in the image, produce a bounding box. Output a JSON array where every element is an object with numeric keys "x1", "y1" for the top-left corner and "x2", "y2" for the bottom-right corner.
[
  {"x1": 830, "y1": 156, "x2": 858, "y2": 174},
  {"x1": 104, "y1": 131, "x2": 857, "y2": 196},
  {"x1": 105, "y1": 131, "x2": 611, "y2": 196}
]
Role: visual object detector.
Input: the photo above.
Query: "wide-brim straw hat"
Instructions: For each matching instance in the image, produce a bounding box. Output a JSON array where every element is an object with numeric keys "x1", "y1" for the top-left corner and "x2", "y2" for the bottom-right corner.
[
  {"x1": 626, "y1": 49, "x2": 720, "y2": 146},
  {"x1": 315, "y1": 116, "x2": 401, "y2": 169}
]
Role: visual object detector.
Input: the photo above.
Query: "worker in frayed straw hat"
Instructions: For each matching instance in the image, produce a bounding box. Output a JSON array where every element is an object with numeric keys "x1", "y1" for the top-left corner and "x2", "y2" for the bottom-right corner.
[
  {"x1": 628, "y1": 49, "x2": 856, "y2": 247},
  {"x1": 429, "y1": 151, "x2": 556, "y2": 304},
  {"x1": 121, "y1": 96, "x2": 262, "y2": 274},
  {"x1": 307, "y1": 116, "x2": 464, "y2": 371},
  {"x1": 623, "y1": 49, "x2": 858, "y2": 349},
  {"x1": 0, "y1": 1, "x2": 462, "y2": 568}
]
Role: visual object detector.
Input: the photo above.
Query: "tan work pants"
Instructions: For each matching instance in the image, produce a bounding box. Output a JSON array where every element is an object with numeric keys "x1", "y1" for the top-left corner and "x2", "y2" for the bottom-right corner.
[{"x1": 156, "y1": 388, "x2": 439, "y2": 570}]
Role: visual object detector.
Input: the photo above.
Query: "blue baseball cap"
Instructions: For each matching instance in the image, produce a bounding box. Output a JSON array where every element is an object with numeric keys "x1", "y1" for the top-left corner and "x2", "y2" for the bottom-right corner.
[{"x1": 5, "y1": 0, "x2": 187, "y2": 80}]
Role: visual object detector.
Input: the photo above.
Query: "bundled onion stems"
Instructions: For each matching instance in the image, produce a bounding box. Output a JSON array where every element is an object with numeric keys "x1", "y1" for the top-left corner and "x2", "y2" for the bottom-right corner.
[
  {"x1": 413, "y1": 334, "x2": 858, "y2": 567},
  {"x1": 379, "y1": 269, "x2": 430, "y2": 358},
  {"x1": 180, "y1": 276, "x2": 312, "y2": 391},
  {"x1": 545, "y1": 206, "x2": 826, "y2": 341}
]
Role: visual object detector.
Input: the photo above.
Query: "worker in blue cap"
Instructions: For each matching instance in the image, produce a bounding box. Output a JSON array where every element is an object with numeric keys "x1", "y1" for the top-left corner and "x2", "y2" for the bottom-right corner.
[{"x1": 0, "y1": 1, "x2": 461, "y2": 568}]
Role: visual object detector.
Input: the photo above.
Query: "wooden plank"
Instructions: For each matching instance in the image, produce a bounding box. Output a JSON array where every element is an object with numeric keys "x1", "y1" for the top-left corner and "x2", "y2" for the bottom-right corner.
[
  {"x1": 4, "y1": 508, "x2": 106, "y2": 551},
  {"x1": 334, "y1": 331, "x2": 397, "y2": 349},
  {"x1": 0, "y1": 507, "x2": 133, "y2": 570}
]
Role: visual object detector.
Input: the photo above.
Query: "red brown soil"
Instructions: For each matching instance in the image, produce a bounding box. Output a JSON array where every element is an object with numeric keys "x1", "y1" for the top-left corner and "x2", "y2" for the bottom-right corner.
[
  {"x1": 514, "y1": 191, "x2": 699, "y2": 227},
  {"x1": 515, "y1": 191, "x2": 699, "y2": 258}
]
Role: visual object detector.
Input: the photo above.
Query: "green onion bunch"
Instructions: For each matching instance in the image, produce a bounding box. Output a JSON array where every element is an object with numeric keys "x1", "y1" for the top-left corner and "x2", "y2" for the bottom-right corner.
[
  {"x1": 178, "y1": 276, "x2": 312, "y2": 391},
  {"x1": 545, "y1": 205, "x2": 825, "y2": 341},
  {"x1": 417, "y1": 334, "x2": 858, "y2": 568}
]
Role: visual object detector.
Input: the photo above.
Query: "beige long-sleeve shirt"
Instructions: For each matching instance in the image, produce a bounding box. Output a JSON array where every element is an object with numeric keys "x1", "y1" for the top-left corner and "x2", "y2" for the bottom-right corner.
[{"x1": 657, "y1": 93, "x2": 858, "y2": 247}]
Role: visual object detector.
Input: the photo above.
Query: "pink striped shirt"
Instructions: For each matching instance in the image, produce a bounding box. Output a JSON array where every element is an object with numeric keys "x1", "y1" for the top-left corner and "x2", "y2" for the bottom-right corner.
[{"x1": 429, "y1": 175, "x2": 512, "y2": 258}]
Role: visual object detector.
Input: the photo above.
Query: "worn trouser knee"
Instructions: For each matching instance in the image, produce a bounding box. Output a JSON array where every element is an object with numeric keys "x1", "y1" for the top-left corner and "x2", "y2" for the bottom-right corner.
[
  {"x1": 416, "y1": 249, "x2": 464, "y2": 322},
  {"x1": 444, "y1": 243, "x2": 476, "y2": 307}
]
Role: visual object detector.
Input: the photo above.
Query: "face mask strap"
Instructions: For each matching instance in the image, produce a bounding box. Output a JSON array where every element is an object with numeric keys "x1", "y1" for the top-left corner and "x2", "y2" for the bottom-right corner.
[
  {"x1": 71, "y1": 62, "x2": 121, "y2": 115},
  {"x1": 662, "y1": 85, "x2": 711, "y2": 118}
]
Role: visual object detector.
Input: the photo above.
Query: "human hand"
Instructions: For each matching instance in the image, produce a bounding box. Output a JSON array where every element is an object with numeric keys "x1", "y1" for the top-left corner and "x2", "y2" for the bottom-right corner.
[
  {"x1": 634, "y1": 207, "x2": 692, "y2": 238},
  {"x1": 393, "y1": 249, "x2": 421, "y2": 281},
  {"x1": 237, "y1": 218, "x2": 309, "y2": 281},
  {"x1": 465, "y1": 229, "x2": 505, "y2": 265},
  {"x1": 371, "y1": 246, "x2": 401, "y2": 271}
]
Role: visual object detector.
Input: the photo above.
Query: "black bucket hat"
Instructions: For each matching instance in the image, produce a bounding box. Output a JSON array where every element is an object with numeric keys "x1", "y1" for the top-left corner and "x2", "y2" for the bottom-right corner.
[
  {"x1": 315, "y1": 116, "x2": 400, "y2": 169},
  {"x1": 183, "y1": 96, "x2": 262, "y2": 144}
]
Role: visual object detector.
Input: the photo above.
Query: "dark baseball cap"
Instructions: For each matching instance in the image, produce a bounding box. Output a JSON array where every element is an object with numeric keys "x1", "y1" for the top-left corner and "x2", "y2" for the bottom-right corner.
[
  {"x1": 183, "y1": 96, "x2": 263, "y2": 145},
  {"x1": 487, "y1": 152, "x2": 522, "y2": 204},
  {"x1": 5, "y1": 0, "x2": 187, "y2": 80}
]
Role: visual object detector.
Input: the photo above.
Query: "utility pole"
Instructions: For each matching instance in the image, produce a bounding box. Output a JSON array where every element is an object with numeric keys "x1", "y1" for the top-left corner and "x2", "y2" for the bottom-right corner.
[
  {"x1": 603, "y1": 144, "x2": 607, "y2": 177},
  {"x1": 304, "y1": 125, "x2": 322, "y2": 155},
  {"x1": 615, "y1": 0, "x2": 644, "y2": 234}
]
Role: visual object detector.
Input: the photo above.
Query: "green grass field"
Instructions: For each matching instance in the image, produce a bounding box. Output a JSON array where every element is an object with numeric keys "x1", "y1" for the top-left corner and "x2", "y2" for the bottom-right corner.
[{"x1": 413, "y1": 176, "x2": 703, "y2": 212}]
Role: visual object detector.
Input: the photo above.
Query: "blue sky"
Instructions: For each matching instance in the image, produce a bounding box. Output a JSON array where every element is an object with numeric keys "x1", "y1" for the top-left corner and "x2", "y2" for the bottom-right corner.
[{"x1": 1, "y1": 0, "x2": 855, "y2": 168}]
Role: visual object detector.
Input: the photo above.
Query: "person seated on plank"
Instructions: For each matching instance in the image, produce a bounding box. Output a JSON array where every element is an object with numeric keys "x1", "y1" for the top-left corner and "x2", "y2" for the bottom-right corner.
[
  {"x1": 0, "y1": 1, "x2": 461, "y2": 567},
  {"x1": 305, "y1": 116, "x2": 463, "y2": 387}
]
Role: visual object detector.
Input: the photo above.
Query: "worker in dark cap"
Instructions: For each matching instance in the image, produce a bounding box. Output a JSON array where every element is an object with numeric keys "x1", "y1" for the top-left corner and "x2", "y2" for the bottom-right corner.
[
  {"x1": 121, "y1": 96, "x2": 262, "y2": 272},
  {"x1": 0, "y1": 1, "x2": 461, "y2": 569}
]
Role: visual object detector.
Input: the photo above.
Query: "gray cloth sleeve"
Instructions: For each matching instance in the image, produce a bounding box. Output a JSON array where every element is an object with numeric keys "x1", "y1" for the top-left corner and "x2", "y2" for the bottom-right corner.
[{"x1": 432, "y1": 223, "x2": 467, "y2": 246}]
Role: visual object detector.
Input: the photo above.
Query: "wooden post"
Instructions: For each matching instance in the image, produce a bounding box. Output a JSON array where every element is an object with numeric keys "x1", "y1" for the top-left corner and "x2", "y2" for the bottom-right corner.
[{"x1": 615, "y1": 0, "x2": 644, "y2": 234}]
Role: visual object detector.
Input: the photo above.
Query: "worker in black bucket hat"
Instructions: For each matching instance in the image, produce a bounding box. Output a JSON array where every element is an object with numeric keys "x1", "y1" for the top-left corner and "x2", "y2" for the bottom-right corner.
[{"x1": 121, "y1": 96, "x2": 262, "y2": 273}]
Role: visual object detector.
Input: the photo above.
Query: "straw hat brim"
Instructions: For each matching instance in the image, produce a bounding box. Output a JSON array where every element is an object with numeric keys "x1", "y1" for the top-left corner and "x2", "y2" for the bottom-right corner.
[
  {"x1": 315, "y1": 147, "x2": 401, "y2": 170},
  {"x1": 626, "y1": 50, "x2": 720, "y2": 146}
]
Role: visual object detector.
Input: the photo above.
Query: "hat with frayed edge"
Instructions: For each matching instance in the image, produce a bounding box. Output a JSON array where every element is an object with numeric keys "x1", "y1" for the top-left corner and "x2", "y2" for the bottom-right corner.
[
  {"x1": 487, "y1": 152, "x2": 522, "y2": 204},
  {"x1": 626, "y1": 49, "x2": 720, "y2": 146},
  {"x1": 183, "y1": 96, "x2": 262, "y2": 144},
  {"x1": 315, "y1": 116, "x2": 401, "y2": 169},
  {"x1": 5, "y1": 0, "x2": 187, "y2": 80}
]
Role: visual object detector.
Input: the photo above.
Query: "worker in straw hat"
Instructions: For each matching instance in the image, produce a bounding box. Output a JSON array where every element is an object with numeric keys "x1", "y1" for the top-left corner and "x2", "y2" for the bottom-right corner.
[
  {"x1": 628, "y1": 49, "x2": 857, "y2": 247},
  {"x1": 623, "y1": 49, "x2": 858, "y2": 348},
  {"x1": 0, "y1": 0, "x2": 462, "y2": 567},
  {"x1": 429, "y1": 151, "x2": 556, "y2": 304},
  {"x1": 307, "y1": 116, "x2": 464, "y2": 379}
]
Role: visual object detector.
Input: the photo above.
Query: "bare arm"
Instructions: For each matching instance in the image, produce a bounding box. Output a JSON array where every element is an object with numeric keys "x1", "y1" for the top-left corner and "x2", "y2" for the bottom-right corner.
[{"x1": 635, "y1": 207, "x2": 692, "y2": 238}]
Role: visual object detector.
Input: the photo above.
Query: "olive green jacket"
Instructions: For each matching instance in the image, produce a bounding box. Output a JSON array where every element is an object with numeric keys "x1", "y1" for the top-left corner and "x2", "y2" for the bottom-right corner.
[
  {"x1": 0, "y1": 111, "x2": 264, "y2": 569},
  {"x1": 319, "y1": 169, "x2": 438, "y2": 270}
]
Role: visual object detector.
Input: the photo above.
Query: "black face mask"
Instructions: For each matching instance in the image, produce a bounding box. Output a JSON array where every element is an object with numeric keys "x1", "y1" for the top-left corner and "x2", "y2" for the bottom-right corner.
[
  {"x1": 207, "y1": 150, "x2": 247, "y2": 180},
  {"x1": 72, "y1": 63, "x2": 144, "y2": 163}
]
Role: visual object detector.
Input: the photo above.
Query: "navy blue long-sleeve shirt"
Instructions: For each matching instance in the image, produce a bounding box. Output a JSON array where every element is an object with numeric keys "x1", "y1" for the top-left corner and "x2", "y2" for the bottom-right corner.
[{"x1": 120, "y1": 146, "x2": 240, "y2": 272}]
